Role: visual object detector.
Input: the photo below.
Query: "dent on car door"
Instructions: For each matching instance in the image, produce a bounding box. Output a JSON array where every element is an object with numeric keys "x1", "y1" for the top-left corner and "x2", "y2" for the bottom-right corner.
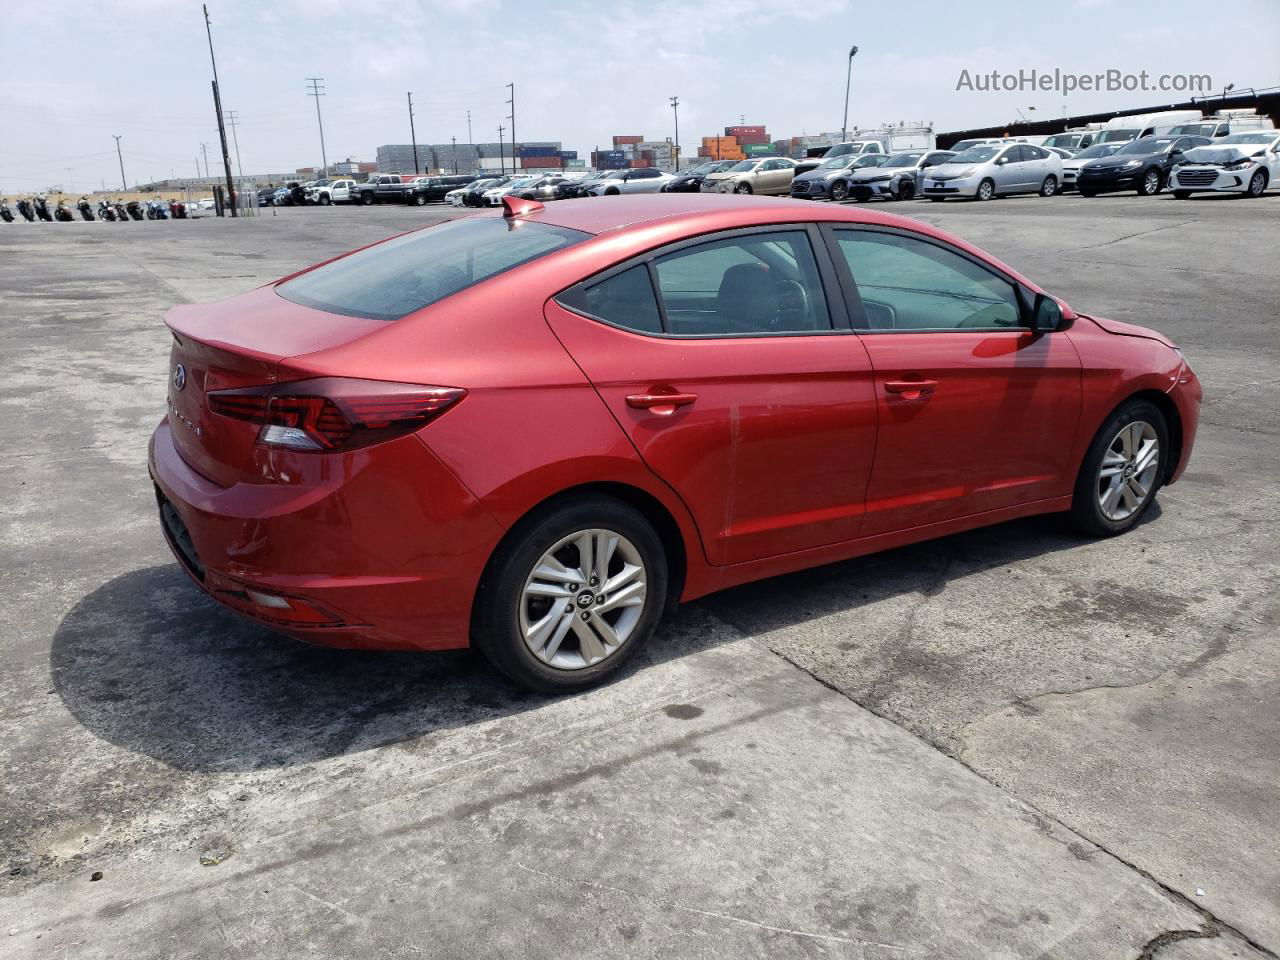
[
  {"x1": 826, "y1": 225, "x2": 1082, "y2": 535},
  {"x1": 545, "y1": 227, "x2": 878, "y2": 565}
]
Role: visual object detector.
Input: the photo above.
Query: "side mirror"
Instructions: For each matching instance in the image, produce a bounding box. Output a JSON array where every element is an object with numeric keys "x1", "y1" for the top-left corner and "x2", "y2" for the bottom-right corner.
[
  {"x1": 997, "y1": 157, "x2": 1008, "y2": 165},
  {"x1": 1032, "y1": 293, "x2": 1064, "y2": 332}
]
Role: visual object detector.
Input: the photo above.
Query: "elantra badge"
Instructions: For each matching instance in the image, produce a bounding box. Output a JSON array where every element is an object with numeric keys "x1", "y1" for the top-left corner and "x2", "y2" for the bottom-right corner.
[{"x1": 173, "y1": 363, "x2": 187, "y2": 392}]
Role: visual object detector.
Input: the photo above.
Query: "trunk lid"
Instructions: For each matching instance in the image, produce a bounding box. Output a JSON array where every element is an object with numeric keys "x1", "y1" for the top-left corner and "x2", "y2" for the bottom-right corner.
[{"x1": 163, "y1": 284, "x2": 386, "y2": 486}]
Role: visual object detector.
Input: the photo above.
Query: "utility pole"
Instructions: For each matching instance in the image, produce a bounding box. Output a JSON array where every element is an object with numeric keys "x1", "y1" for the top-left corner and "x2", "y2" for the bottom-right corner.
[
  {"x1": 202, "y1": 4, "x2": 238, "y2": 215},
  {"x1": 113, "y1": 135, "x2": 126, "y2": 189},
  {"x1": 841, "y1": 45, "x2": 859, "y2": 142},
  {"x1": 670, "y1": 96, "x2": 680, "y2": 172},
  {"x1": 407, "y1": 92, "x2": 420, "y2": 174},
  {"x1": 451, "y1": 136, "x2": 458, "y2": 173},
  {"x1": 506, "y1": 82, "x2": 516, "y2": 172},
  {"x1": 223, "y1": 110, "x2": 243, "y2": 177},
  {"x1": 467, "y1": 110, "x2": 474, "y2": 172},
  {"x1": 201, "y1": 143, "x2": 210, "y2": 178},
  {"x1": 306, "y1": 77, "x2": 328, "y2": 174},
  {"x1": 498, "y1": 125, "x2": 506, "y2": 176}
]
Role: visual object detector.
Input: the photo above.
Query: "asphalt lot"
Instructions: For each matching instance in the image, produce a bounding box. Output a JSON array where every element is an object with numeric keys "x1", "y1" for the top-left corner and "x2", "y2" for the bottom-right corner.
[{"x1": 1, "y1": 193, "x2": 1277, "y2": 959}]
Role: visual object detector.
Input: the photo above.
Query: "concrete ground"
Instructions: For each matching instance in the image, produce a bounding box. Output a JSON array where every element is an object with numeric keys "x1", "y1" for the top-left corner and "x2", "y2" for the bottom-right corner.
[{"x1": 1, "y1": 193, "x2": 1276, "y2": 959}]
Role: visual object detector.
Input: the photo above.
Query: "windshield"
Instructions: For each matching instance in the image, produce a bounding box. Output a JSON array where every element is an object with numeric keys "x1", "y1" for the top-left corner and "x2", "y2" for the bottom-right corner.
[
  {"x1": 817, "y1": 156, "x2": 849, "y2": 169},
  {"x1": 1096, "y1": 129, "x2": 1139, "y2": 143},
  {"x1": 949, "y1": 146, "x2": 1001, "y2": 163},
  {"x1": 1168, "y1": 123, "x2": 1215, "y2": 137},
  {"x1": 728, "y1": 160, "x2": 759, "y2": 172},
  {"x1": 824, "y1": 144, "x2": 854, "y2": 158},
  {"x1": 882, "y1": 152, "x2": 923, "y2": 168},
  {"x1": 1043, "y1": 134, "x2": 1082, "y2": 148},
  {"x1": 855, "y1": 155, "x2": 889, "y2": 167},
  {"x1": 1220, "y1": 132, "x2": 1276, "y2": 145},
  {"x1": 949, "y1": 139, "x2": 987, "y2": 152},
  {"x1": 1074, "y1": 143, "x2": 1123, "y2": 159},
  {"x1": 1116, "y1": 138, "x2": 1175, "y2": 155},
  {"x1": 278, "y1": 218, "x2": 587, "y2": 322},
  {"x1": 685, "y1": 162, "x2": 717, "y2": 175}
]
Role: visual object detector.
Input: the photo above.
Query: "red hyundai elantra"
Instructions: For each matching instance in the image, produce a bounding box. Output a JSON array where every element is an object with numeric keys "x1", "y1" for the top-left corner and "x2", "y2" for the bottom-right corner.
[{"x1": 149, "y1": 194, "x2": 1201, "y2": 691}]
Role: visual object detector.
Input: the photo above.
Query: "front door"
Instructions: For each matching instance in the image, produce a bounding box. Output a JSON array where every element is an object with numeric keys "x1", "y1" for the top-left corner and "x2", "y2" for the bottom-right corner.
[
  {"x1": 547, "y1": 227, "x2": 878, "y2": 565},
  {"x1": 828, "y1": 226, "x2": 1082, "y2": 536}
]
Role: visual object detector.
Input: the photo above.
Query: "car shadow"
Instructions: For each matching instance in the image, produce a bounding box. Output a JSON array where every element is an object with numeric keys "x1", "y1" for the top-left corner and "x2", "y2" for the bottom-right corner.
[{"x1": 51, "y1": 507, "x2": 1155, "y2": 774}]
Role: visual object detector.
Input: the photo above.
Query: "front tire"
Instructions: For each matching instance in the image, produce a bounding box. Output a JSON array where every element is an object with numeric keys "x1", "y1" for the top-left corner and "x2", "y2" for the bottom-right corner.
[
  {"x1": 1070, "y1": 400, "x2": 1168, "y2": 537},
  {"x1": 1246, "y1": 170, "x2": 1267, "y2": 197},
  {"x1": 734, "y1": 182, "x2": 753, "y2": 194},
  {"x1": 1039, "y1": 175, "x2": 1058, "y2": 197},
  {"x1": 830, "y1": 180, "x2": 849, "y2": 202},
  {"x1": 976, "y1": 178, "x2": 995, "y2": 201},
  {"x1": 473, "y1": 496, "x2": 668, "y2": 693},
  {"x1": 414, "y1": 194, "x2": 427, "y2": 206},
  {"x1": 1138, "y1": 168, "x2": 1162, "y2": 196},
  {"x1": 319, "y1": 194, "x2": 331, "y2": 206},
  {"x1": 361, "y1": 193, "x2": 374, "y2": 206},
  {"x1": 897, "y1": 179, "x2": 915, "y2": 201}
]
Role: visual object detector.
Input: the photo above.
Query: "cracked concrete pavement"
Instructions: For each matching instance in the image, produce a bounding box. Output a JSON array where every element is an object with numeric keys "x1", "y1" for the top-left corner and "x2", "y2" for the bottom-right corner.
[{"x1": 1, "y1": 196, "x2": 1276, "y2": 958}]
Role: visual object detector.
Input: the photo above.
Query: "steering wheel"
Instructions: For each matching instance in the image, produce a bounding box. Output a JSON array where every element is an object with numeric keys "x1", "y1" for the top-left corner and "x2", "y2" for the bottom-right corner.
[{"x1": 773, "y1": 279, "x2": 810, "y2": 330}]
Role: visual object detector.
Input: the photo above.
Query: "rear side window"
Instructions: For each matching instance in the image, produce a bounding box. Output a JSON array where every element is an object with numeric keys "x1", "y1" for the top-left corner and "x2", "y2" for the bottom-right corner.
[
  {"x1": 582, "y1": 266, "x2": 663, "y2": 334},
  {"x1": 277, "y1": 217, "x2": 586, "y2": 321}
]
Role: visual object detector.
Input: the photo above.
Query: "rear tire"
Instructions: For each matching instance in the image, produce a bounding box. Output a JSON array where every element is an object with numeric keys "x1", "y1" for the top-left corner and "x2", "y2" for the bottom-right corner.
[
  {"x1": 473, "y1": 496, "x2": 668, "y2": 694},
  {"x1": 1039, "y1": 175, "x2": 1058, "y2": 197},
  {"x1": 1070, "y1": 400, "x2": 1168, "y2": 537},
  {"x1": 976, "y1": 178, "x2": 995, "y2": 201},
  {"x1": 734, "y1": 182, "x2": 753, "y2": 194},
  {"x1": 897, "y1": 179, "x2": 915, "y2": 201}
]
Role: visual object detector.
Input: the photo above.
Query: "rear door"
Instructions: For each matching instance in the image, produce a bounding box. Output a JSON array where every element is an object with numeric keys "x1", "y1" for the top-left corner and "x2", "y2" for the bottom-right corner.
[
  {"x1": 547, "y1": 226, "x2": 878, "y2": 565},
  {"x1": 826, "y1": 225, "x2": 1082, "y2": 535}
]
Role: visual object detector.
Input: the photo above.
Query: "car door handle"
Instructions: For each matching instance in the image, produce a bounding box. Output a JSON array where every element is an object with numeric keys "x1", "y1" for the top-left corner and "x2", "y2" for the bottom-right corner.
[
  {"x1": 625, "y1": 391, "x2": 698, "y2": 412},
  {"x1": 884, "y1": 379, "x2": 938, "y2": 399}
]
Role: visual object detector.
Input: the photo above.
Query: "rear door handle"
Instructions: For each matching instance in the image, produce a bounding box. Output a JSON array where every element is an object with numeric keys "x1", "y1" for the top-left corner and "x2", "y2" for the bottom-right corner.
[
  {"x1": 625, "y1": 391, "x2": 698, "y2": 412},
  {"x1": 884, "y1": 379, "x2": 938, "y2": 399}
]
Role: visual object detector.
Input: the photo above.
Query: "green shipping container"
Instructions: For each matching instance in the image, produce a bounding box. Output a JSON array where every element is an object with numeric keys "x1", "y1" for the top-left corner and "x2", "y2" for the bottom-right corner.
[{"x1": 743, "y1": 143, "x2": 775, "y2": 156}]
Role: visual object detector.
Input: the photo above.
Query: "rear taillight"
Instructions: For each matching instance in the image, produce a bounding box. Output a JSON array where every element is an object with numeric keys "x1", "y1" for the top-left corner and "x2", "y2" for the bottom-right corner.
[{"x1": 207, "y1": 377, "x2": 465, "y2": 452}]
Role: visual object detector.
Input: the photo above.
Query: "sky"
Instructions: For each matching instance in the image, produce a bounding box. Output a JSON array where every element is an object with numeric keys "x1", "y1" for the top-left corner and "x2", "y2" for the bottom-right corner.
[{"x1": 2, "y1": 0, "x2": 1278, "y2": 192}]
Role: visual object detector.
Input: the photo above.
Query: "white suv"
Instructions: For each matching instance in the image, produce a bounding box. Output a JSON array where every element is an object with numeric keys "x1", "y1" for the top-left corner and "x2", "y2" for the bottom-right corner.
[{"x1": 1169, "y1": 132, "x2": 1280, "y2": 199}]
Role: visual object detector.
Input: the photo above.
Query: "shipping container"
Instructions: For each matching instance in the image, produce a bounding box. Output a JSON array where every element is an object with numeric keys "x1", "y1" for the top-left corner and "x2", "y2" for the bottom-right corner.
[
  {"x1": 557, "y1": 150, "x2": 578, "y2": 160},
  {"x1": 521, "y1": 156, "x2": 564, "y2": 169},
  {"x1": 726, "y1": 125, "x2": 766, "y2": 136},
  {"x1": 612, "y1": 135, "x2": 643, "y2": 146},
  {"x1": 743, "y1": 143, "x2": 775, "y2": 156},
  {"x1": 736, "y1": 132, "x2": 770, "y2": 145}
]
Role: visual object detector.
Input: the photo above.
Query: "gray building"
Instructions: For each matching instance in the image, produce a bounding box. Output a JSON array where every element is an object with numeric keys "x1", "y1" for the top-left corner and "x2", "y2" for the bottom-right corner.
[{"x1": 376, "y1": 142, "x2": 562, "y2": 174}]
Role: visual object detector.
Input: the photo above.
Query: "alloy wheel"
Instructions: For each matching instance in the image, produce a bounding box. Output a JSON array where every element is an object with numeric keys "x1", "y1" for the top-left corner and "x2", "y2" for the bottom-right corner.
[
  {"x1": 1248, "y1": 171, "x2": 1266, "y2": 197},
  {"x1": 519, "y1": 528, "x2": 648, "y2": 670},
  {"x1": 978, "y1": 180, "x2": 994, "y2": 201},
  {"x1": 1097, "y1": 420, "x2": 1160, "y2": 521},
  {"x1": 1142, "y1": 170, "x2": 1160, "y2": 195}
]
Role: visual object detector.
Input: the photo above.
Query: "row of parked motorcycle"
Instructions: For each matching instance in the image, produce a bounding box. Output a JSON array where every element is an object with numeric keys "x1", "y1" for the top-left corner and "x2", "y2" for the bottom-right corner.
[{"x1": 0, "y1": 196, "x2": 193, "y2": 223}]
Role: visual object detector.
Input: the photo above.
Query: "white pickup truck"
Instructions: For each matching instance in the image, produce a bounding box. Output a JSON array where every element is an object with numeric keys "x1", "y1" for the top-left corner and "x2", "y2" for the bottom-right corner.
[{"x1": 305, "y1": 179, "x2": 356, "y2": 205}]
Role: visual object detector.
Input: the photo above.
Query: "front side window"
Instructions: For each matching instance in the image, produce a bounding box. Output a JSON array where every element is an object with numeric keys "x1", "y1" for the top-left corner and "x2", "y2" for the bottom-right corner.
[
  {"x1": 278, "y1": 217, "x2": 586, "y2": 321},
  {"x1": 835, "y1": 230, "x2": 1021, "y2": 331},
  {"x1": 653, "y1": 231, "x2": 830, "y2": 335}
]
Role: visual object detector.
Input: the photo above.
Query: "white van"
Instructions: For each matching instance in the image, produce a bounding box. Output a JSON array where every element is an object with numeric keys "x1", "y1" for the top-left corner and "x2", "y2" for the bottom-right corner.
[
  {"x1": 1168, "y1": 109, "x2": 1275, "y2": 139},
  {"x1": 1097, "y1": 110, "x2": 1202, "y2": 143}
]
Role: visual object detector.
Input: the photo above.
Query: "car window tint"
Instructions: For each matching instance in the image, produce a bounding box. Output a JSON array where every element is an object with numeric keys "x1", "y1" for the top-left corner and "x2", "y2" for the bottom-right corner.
[
  {"x1": 579, "y1": 266, "x2": 663, "y2": 334},
  {"x1": 835, "y1": 230, "x2": 1021, "y2": 331},
  {"x1": 278, "y1": 217, "x2": 586, "y2": 322},
  {"x1": 653, "y1": 231, "x2": 831, "y2": 335}
]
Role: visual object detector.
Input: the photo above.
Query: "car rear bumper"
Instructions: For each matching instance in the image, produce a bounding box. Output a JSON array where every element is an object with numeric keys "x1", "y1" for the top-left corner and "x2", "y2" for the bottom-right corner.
[{"x1": 148, "y1": 418, "x2": 503, "y2": 652}]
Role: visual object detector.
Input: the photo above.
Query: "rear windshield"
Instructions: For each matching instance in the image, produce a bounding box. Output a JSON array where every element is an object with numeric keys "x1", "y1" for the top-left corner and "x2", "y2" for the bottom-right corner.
[{"x1": 277, "y1": 217, "x2": 587, "y2": 321}]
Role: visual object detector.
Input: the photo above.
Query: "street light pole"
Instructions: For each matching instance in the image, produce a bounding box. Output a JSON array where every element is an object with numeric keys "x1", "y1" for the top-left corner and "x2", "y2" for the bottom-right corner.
[
  {"x1": 202, "y1": 4, "x2": 238, "y2": 215},
  {"x1": 113, "y1": 135, "x2": 126, "y2": 189},
  {"x1": 670, "y1": 96, "x2": 680, "y2": 172},
  {"x1": 200, "y1": 142, "x2": 210, "y2": 178},
  {"x1": 407, "y1": 92, "x2": 419, "y2": 175},
  {"x1": 451, "y1": 136, "x2": 458, "y2": 173},
  {"x1": 506, "y1": 82, "x2": 516, "y2": 172},
  {"x1": 305, "y1": 77, "x2": 328, "y2": 174},
  {"x1": 498, "y1": 124, "x2": 506, "y2": 176},
  {"x1": 841, "y1": 45, "x2": 859, "y2": 142},
  {"x1": 467, "y1": 109, "x2": 474, "y2": 172}
]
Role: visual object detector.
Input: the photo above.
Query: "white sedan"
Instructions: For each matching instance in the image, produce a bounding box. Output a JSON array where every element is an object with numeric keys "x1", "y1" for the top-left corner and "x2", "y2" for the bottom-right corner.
[
  {"x1": 481, "y1": 176, "x2": 540, "y2": 206},
  {"x1": 1169, "y1": 132, "x2": 1280, "y2": 198},
  {"x1": 585, "y1": 168, "x2": 674, "y2": 195}
]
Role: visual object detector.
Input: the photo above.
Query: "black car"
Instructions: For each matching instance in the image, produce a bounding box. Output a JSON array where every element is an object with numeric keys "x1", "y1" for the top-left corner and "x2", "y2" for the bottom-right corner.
[
  {"x1": 557, "y1": 171, "x2": 614, "y2": 199},
  {"x1": 508, "y1": 175, "x2": 574, "y2": 202},
  {"x1": 662, "y1": 160, "x2": 736, "y2": 193},
  {"x1": 461, "y1": 177, "x2": 508, "y2": 207},
  {"x1": 404, "y1": 174, "x2": 480, "y2": 205},
  {"x1": 1076, "y1": 135, "x2": 1211, "y2": 196},
  {"x1": 256, "y1": 187, "x2": 276, "y2": 207}
]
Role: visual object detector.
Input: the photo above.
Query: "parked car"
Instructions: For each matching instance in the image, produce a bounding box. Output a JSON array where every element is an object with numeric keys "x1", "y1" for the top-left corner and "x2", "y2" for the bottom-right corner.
[
  {"x1": 256, "y1": 187, "x2": 276, "y2": 207},
  {"x1": 1167, "y1": 112, "x2": 1275, "y2": 140},
  {"x1": 307, "y1": 179, "x2": 356, "y2": 205},
  {"x1": 846, "y1": 150, "x2": 955, "y2": 202},
  {"x1": 701, "y1": 157, "x2": 797, "y2": 195},
  {"x1": 460, "y1": 177, "x2": 508, "y2": 207},
  {"x1": 482, "y1": 176, "x2": 541, "y2": 206},
  {"x1": 447, "y1": 180, "x2": 496, "y2": 206},
  {"x1": 558, "y1": 170, "x2": 615, "y2": 199},
  {"x1": 151, "y1": 194, "x2": 1201, "y2": 692},
  {"x1": 405, "y1": 175, "x2": 480, "y2": 205},
  {"x1": 1041, "y1": 131, "x2": 1096, "y2": 153},
  {"x1": 793, "y1": 140, "x2": 888, "y2": 177},
  {"x1": 923, "y1": 143, "x2": 1064, "y2": 201},
  {"x1": 789, "y1": 154, "x2": 889, "y2": 201},
  {"x1": 504, "y1": 174, "x2": 574, "y2": 202},
  {"x1": 586, "y1": 168, "x2": 674, "y2": 195},
  {"x1": 1076, "y1": 135, "x2": 1211, "y2": 197},
  {"x1": 662, "y1": 160, "x2": 736, "y2": 193},
  {"x1": 1168, "y1": 131, "x2": 1280, "y2": 199},
  {"x1": 1059, "y1": 142, "x2": 1125, "y2": 192},
  {"x1": 350, "y1": 174, "x2": 416, "y2": 205},
  {"x1": 945, "y1": 138, "x2": 999, "y2": 153},
  {"x1": 273, "y1": 182, "x2": 304, "y2": 206}
]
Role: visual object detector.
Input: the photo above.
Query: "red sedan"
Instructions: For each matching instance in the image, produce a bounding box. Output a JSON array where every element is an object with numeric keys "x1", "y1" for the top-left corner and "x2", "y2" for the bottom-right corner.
[{"x1": 150, "y1": 194, "x2": 1201, "y2": 692}]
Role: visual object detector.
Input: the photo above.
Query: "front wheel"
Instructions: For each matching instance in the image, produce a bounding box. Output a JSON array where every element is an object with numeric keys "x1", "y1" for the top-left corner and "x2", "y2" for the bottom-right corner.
[
  {"x1": 1138, "y1": 169, "x2": 1162, "y2": 196},
  {"x1": 1070, "y1": 400, "x2": 1168, "y2": 537},
  {"x1": 414, "y1": 194, "x2": 427, "y2": 206},
  {"x1": 1039, "y1": 175, "x2": 1057, "y2": 197},
  {"x1": 976, "y1": 178, "x2": 995, "y2": 201},
  {"x1": 896, "y1": 179, "x2": 915, "y2": 201},
  {"x1": 734, "y1": 182, "x2": 753, "y2": 194},
  {"x1": 1246, "y1": 170, "x2": 1267, "y2": 197},
  {"x1": 473, "y1": 496, "x2": 668, "y2": 693},
  {"x1": 319, "y1": 194, "x2": 331, "y2": 206},
  {"x1": 829, "y1": 180, "x2": 849, "y2": 202},
  {"x1": 361, "y1": 193, "x2": 374, "y2": 206}
]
